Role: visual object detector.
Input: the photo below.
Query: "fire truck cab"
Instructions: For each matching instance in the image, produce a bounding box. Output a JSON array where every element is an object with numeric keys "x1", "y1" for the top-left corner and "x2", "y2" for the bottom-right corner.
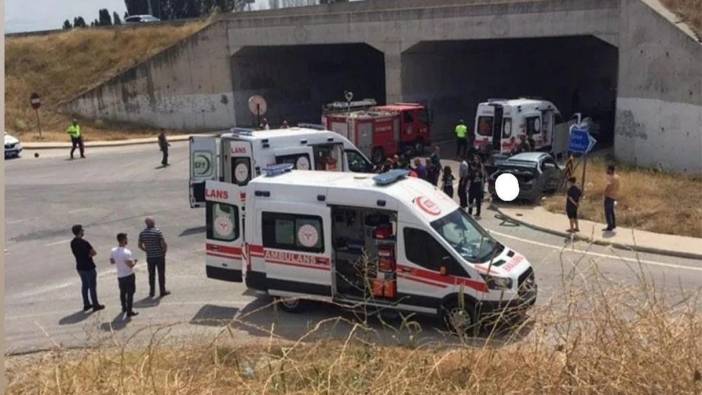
[
  {"x1": 474, "y1": 98, "x2": 568, "y2": 156},
  {"x1": 204, "y1": 166, "x2": 537, "y2": 331},
  {"x1": 322, "y1": 100, "x2": 431, "y2": 163},
  {"x1": 189, "y1": 127, "x2": 374, "y2": 208}
]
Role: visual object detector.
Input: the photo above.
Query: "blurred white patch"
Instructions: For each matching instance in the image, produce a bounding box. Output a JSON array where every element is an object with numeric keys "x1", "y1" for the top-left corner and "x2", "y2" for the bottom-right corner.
[{"x1": 495, "y1": 173, "x2": 520, "y2": 202}]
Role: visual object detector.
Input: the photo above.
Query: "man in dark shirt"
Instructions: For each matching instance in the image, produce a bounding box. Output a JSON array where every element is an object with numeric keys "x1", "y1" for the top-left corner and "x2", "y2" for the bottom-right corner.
[
  {"x1": 138, "y1": 217, "x2": 170, "y2": 298},
  {"x1": 70, "y1": 224, "x2": 105, "y2": 312},
  {"x1": 565, "y1": 177, "x2": 582, "y2": 233},
  {"x1": 158, "y1": 130, "x2": 170, "y2": 167}
]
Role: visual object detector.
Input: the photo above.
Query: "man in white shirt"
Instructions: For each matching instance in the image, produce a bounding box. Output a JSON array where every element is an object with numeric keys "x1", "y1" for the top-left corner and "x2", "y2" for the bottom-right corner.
[{"x1": 110, "y1": 233, "x2": 139, "y2": 317}]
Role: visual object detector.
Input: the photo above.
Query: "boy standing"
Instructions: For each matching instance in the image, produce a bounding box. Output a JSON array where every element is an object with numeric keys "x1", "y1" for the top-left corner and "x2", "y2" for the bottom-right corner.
[
  {"x1": 110, "y1": 233, "x2": 139, "y2": 317},
  {"x1": 565, "y1": 177, "x2": 581, "y2": 233}
]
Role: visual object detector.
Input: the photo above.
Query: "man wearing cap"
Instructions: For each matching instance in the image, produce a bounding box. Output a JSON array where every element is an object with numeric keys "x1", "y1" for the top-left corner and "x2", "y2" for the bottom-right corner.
[{"x1": 66, "y1": 118, "x2": 85, "y2": 159}]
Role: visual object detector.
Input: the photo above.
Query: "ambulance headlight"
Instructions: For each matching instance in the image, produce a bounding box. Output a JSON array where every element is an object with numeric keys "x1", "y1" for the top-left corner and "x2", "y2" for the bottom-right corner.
[{"x1": 480, "y1": 273, "x2": 513, "y2": 290}]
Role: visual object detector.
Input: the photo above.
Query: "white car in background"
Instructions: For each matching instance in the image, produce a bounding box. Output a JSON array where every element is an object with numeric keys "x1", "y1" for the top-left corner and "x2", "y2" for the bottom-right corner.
[
  {"x1": 5, "y1": 132, "x2": 22, "y2": 158},
  {"x1": 124, "y1": 15, "x2": 161, "y2": 23}
]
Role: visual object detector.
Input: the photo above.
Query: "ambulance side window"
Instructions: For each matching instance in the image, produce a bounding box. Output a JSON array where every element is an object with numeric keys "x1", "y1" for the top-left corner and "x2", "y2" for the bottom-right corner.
[
  {"x1": 262, "y1": 212, "x2": 324, "y2": 253},
  {"x1": 502, "y1": 118, "x2": 512, "y2": 138},
  {"x1": 526, "y1": 116, "x2": 541, "y2": 136},
  {"x1": 276, "y1": 154, "x2": 311, "y2": 170},
  {"x1": 345, "y1": 150, "x2": 373, "y2": 173},
  {"x1": 404, "y1": 228, "x2": 468, "y2": 276},
  {"x1": 206, "y1": 202, "x2": 239, "y2": 242}
]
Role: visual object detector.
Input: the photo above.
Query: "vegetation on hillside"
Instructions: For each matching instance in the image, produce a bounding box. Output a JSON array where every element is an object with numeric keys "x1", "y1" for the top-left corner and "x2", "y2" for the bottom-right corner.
[
  {"x1": 661, "y1": 0, "x2": 702, "y2": 38},
  {"x1": 5, "y1": 22, "x2": 205, "y2": 141},
  {"x1": 542, "y1": 158, "x2": 702, "y2": 238},
  {"x1": 6, "y1": 267, "x2": 702, "y2": 393}
]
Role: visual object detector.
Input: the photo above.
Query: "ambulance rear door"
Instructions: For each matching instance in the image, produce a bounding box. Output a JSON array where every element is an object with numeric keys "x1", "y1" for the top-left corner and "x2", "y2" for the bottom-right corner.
[
  {"x1": 205, "y1": 180, "x2": 244, "y2": 283},
  {"x1": 189, "y1": 136, "x2": 218, "y2": 208},
  {"x1": 221, "y1": 138, "x2": 254, "y2": 189}
]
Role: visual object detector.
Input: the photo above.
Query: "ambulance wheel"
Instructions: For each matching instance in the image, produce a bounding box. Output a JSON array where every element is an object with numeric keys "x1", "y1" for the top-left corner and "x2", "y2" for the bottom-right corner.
[
  {"x1": 441, "y1": 301, "x2": 478, "y2": 336},
  {"x1": 275, "y1": 297, "x2": 304, "y2": 313},
  {"x1": 371, "y1": 147, "x2": 385, "y2": 164}
]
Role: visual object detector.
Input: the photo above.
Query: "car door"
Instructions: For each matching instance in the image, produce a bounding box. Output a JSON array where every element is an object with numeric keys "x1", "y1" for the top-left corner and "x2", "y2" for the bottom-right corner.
[
  {"x1": 541, "y1": 157, "x2": 560, "y2": 191},
  {"x1": 204, "y1": 180, "x2": 244, "y2": 283},
  {"x1": 189, "y1": 136, "x2": 218, "y2": 208}
]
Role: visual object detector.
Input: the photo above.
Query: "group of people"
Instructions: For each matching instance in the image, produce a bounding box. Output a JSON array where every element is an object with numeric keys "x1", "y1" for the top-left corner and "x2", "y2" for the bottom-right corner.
[
  {"x1": 70, "y1": 217, "x2": 171, "y2": 317},
  {"x1": 564, "y1": 165, "x2": 620, "y2": 234}
]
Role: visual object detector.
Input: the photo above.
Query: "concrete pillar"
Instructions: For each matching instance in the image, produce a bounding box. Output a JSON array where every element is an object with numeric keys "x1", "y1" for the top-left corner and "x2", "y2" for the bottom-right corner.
[{"x1": 369, "y1": 41, "x2": 417, "y2": 104}]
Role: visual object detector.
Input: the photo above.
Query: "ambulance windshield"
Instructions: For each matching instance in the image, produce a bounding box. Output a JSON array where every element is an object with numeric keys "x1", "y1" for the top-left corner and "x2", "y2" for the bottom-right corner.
[{"x1": 430, "y1": 209, "x2": 502, "y2": 263}]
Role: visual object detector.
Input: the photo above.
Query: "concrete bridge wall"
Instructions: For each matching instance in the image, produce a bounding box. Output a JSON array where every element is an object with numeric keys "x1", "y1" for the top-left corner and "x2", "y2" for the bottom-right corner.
[{"x1": 64, "y1": 0, "x2": 702, "y2": 172}]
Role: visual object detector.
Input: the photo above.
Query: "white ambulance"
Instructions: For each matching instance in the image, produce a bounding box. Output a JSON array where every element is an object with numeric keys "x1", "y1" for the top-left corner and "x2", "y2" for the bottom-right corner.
[
  {"x1": 474, "y1": 98, "x2": 569, "y2": 158},
  {"x1": 204, "y1": 166, "x2": 537, "y2": 331},
  {"x1": 189, "y1": 127, "x2": 374, "y2": 207}
]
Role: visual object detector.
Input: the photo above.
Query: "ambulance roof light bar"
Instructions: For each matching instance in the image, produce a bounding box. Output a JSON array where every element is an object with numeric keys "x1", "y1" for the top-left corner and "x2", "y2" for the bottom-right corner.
[
  {"x1": 261, "y1": 163, "x2": 294, "y2": 177},
  {"x1": 230, "y1": 127, "x2": 254, "y2": 135},
  {"x1": 373, "y1": 169, "x2": 410, "y2": 186}
]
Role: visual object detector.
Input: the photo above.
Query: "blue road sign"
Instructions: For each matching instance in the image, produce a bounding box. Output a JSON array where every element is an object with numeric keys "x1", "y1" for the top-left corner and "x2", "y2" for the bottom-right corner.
[{"x1": 569, "y1": 127, "x2": 597, "y2": 154}]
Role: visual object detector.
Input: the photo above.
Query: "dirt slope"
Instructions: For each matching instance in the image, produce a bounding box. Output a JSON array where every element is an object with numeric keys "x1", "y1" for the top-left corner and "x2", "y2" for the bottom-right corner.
[{"x1": 5, "y1": 22, "x2": 205, "y2": 141}]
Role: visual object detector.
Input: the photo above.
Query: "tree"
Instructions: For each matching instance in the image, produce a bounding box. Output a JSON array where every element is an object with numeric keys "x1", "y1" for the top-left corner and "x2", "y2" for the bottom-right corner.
[
  {"x1": 62, "y1": 20, "x2": 72, "y2": 30},
  {"x1": 98, "y1": 9, "x2": 113, "y2": 26},
  {"x1": 73, "y1": 16, "x2": 87, "y2": 28},
  {"x1": 113, "y1": 12, "x2": 123, "y2": 25}
]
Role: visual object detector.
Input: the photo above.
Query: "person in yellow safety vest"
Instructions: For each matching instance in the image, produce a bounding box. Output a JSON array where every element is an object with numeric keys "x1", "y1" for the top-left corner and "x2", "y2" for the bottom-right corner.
[
  {"x1": 66, "y1": 118, "x2": 85, "y2": 159},
  {"x1": 455, "y1": 119, "x2": 469, "y2": 159}
]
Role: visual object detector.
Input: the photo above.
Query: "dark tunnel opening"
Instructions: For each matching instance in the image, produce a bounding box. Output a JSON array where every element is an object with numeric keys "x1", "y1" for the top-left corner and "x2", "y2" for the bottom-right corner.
[
  {"x1": 402, "y1": 36, "x2": 619, "y2": 146},
  {"x1": 231, "y1": 44, "x2": 386, "y2": 128}
]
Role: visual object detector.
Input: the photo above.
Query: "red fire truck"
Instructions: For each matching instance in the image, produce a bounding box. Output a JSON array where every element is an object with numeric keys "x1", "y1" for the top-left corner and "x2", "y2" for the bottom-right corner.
[{"x1": 322, "y1": 100, "x2": 431, "y2": 163}]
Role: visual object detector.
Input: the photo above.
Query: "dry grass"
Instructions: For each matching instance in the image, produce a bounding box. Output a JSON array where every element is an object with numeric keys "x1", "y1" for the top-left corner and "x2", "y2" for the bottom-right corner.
[
  {"x1": 543, "y1": 158, "x2": 702, "y2": 238},
  {"x1": 5, "y1": 23, "x2": 206, "y2": 142},
  {"x1": 661, "y1": 0, "x2": 702, "y2": 38},
  {"x1": 6, "y1": 261, "x2": 702, "y2": 394}
]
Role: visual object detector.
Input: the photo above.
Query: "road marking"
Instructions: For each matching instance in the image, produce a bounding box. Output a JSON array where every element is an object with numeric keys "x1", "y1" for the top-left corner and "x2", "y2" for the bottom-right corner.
[
  {"x1": 489, "y1": 230, "x2": 702, "y2": 272},
  {"x1": 7, "y1": 218, "x2": 29, "y2": 224},
  {"x1": 45, "y1": 239, "x2": 72, "y2": 246}
]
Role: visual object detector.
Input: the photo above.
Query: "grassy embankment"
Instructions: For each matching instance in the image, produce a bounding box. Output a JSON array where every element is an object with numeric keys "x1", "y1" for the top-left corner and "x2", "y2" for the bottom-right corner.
[
  {"x1": 542, "y1": 157, "x2": 702, "y2": 238},
  {"x1": 661, "y1": 0, "x2": 702, "y2": 37},
  {"x1": 6, "y1": 263, "x2": 702, "y2": 394},
  {"x1": 5, "y1": 22, "x2": 205, "y2": 142}
]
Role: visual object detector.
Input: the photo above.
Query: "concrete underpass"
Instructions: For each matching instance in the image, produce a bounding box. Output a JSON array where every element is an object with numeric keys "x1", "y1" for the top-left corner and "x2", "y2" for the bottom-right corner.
[
  {"x1": 231, "y1": 44, "x2": 386, "y2": 127},
  {"x1": 403, "y1": 36, "x2": 619, "y2": 145}
]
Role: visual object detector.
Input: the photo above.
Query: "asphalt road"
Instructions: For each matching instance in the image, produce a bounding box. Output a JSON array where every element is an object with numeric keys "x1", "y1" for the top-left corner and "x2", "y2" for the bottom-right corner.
[{"x1": 5, "y1": 143, "x2": 702, "y2": 354}]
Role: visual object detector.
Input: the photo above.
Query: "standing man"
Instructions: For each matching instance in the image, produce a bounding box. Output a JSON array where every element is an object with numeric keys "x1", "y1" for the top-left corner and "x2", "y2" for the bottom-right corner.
[
  {"x1": 455, "y1": 120, "x2": 468, "y2": 159},
  {"x1": 70, "y1": 224, "x2": 105, "y2": 312},
  {"x1": 158, "y1": 130, "x2": 170, "y2": 167},
  {"x1": 66, "y1": 118, "x2": 85, "y2": 159},
  {"x1": 413, "y1": 158, "x2": 427, "y2": 180},
  {"x1": 458, "y1": 154, "x2": 470, "y2": 210},
  {"x1": 110, "y1": 233, "x2": 138, "y2": 317},
  {"x1": 138, "y1": 217, "x2": 170, "y2": 298},
  {"x1": 468, "y1": 156, "x2": 486, "y2": 218},
  {"x1": 603, "y1": 165, "x2": 619, "y2": 232},
  {"x1": 429, "y1": 145, "x2": 441, "y2": 186}
]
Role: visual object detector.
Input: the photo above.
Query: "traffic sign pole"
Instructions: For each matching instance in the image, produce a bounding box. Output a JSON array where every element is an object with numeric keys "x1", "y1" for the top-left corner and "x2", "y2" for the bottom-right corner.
[{"x1": 34, "y1": 109, "x2": 43, "y2": 139}]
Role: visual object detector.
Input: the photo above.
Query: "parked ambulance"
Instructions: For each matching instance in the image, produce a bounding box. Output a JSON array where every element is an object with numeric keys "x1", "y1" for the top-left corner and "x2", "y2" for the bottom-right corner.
[
  {"x1": 204, "y1": 166, "x2": 537, "y2": 332},
  {"x1": 189, "y1": 127, "x2": 374, "y2": 207},
  {"x1": 474, "y1": 98, "x2": 569, "y2": 158}
]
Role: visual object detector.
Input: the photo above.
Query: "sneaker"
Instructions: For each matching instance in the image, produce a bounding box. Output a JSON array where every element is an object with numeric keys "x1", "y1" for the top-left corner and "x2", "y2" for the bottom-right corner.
[
  {"x1": 92, "y1": 304, "x2": 105, "y2": 312},
  {"x1": 126, "y1": 311, "x2": 139, "y2": 317},
  {"x1": 83, "y1": 304, "x2": 93, "y2": 311},
  {"x1": 602, "y1": 227, "x2": 613, "y2": 232},
  {"x1": 159, "y1": 291, "x2": 171, "y2": 298}
]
